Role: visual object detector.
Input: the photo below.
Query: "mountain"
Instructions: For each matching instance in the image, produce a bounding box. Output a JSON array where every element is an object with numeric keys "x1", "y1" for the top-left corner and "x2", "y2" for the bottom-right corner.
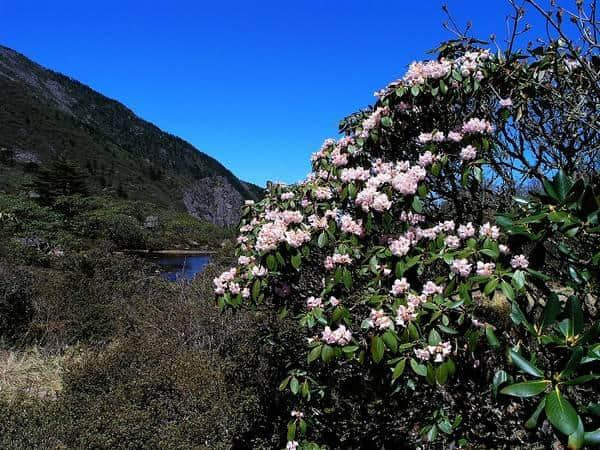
[{"x1": 0, "y1": 45, "x2": 261, "y2": 226}]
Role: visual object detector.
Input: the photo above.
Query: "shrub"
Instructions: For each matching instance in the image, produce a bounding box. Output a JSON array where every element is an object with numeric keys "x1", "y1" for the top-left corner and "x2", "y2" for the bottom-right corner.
[
  {"x1": 214, "y1": 13, "x2": 600, "y2": 450},
  {"x1": 0, "y1": 262, "x2": 34, "y2": 340}
]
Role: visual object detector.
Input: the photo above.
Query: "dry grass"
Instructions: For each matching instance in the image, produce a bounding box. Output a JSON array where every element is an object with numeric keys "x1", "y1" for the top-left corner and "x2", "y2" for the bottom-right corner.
[{"x1": 0, "y1": 346, "x2": 81, "y2": 401}]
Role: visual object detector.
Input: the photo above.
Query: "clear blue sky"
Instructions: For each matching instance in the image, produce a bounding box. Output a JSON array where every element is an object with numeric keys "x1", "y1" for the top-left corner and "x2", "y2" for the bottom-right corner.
[{"x1": 0, "y1": 1, "x2": 546, "y2": 186}]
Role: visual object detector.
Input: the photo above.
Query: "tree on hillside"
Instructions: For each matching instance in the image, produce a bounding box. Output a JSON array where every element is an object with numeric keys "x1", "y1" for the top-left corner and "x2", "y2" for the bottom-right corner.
[{"x1": 31, "y1": 155, "x2": 88, "y2": 203}]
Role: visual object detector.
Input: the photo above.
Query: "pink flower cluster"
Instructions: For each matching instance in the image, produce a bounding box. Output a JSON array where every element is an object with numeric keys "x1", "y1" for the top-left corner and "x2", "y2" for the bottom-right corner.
[
  {"x1": 395, "y1": 303, "x2": 417, "y2": 326},
  {"x1": 284, "y1": 229, "x2": 311, "y2": 248},
  {"x1": 306, "y1": 296, "x2": 323, "y2": 309},
  {"x1": 414, "y1": 341, "x2": 452, "y2": 362},
  {"x1": 480, "y1": 222, "x2": 500, "y2": 240},
  {"x1": 322, "y1": 324, "x2": 352, "y2": 345},
  {"x1": 339, "y1": 214, "x2": 364, "y2": 236},
  {"x1": 390, "y1": 277, "x2": 410, "y2": 296},
  {"x1": 355, "y1": 188, "x2": 392, "y2": 212},
  {"x1": 213, "y1": 267, "x2": 237, "y2": 295},
  {"x1": 403, "y1": 59, "x2": 452, "y2": 85},
  {"x1": 511, "y1": 254, "x2": 529, "y2": 269},
  {"x1": 451, "y1": 258, "x2": 472, "y2": 277},
  {"x1": 369, "y1": 309, "x2": 394, "y2": 330},
  {"x1": 340, "y1": 167, "x2": 370, "y2": 182},
  {"x1": 324, "y1": 253, "x2": 353, "y2": 270},
  {"x1": 461, "y1": 118, "x2": 494, "y2": 134},
  {"x1": 476, "y1": 261, "x2": 496, "y2": 276},
  {"x1": 460, "y1": 145, "x2": 477, "y2": 161}
]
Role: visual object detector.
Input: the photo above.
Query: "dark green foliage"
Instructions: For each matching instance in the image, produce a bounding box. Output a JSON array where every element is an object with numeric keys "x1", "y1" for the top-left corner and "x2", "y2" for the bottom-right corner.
[
  {"x1": 29, "y1": 155, "x2": 88, "y2": 204},
  {"x1": 0, "y1": 263, "x2": 34, "y2": 341}
]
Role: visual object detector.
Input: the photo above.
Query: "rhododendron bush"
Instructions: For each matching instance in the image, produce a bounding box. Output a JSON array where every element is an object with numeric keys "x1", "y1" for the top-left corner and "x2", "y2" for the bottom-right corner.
[{"x1": 215, "y1": 10, "x2": 599, "y2": 450}]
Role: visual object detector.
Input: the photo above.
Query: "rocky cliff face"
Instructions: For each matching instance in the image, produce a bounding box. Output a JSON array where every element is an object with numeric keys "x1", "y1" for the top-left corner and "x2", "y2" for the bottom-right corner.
[
  {"x1": 183, "y1": 176, "x2": 246, "y2": 227},
  {"x1": 0, "y1": 45, "x2": 262, "y2": 225}
]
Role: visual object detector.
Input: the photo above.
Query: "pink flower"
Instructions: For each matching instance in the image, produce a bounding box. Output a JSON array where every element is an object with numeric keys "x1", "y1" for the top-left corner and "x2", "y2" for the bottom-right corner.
[
  {"x1": 457, "y1": 222, "x2": 476, "y2": 239},
  {"x1": 422, "y1": 281, "x2": 443, "y2": 296},
  {"x1": 447, "y1": 131, "x2": 463, "y2": 142},
  {"x1": 308, "y1": 214, "x2": 328, "y2": 230},
  {"x1": 418, "y1": 151, "x2": 435, "y2": 167},
  {"x1": 390, "y1": 237, "x2": 411, "y2": 257},
  {"x1": 372, "y1": 192, "x2": 392, "y2": 212},
  {"x1": 460, "y1": 145, "x2": 477, "y2": 161},
  {"x1": 340, "y1": 214, "x2": 363, "y2": 236},
  {"x1": 369, "y1": 309, "x2": 394, "y2": 330},
  {"x1": 284, "y1": 229, "x2": 311, "y2": 248},
  {"x1": 461, "y1": 118, "x2": 494, "y2": 134},
  {"x1": 306, "y1": 296, "x2": 323, "y2": 309},
  {"x1": 445, "y1": 235, "x2": 461, "y2": 249},
  {"x1": 286, "y1": 441, "x2": 299, "y2": 450},
  {"x1": 238, "y1": 255, "x2": 252, "y2": 265},
  {"x1": 479, "y1": 222, "x2": 500, "y2": 240},
  {"x1": 329, "y1": 296, "x2": 340, "y2": 307},
  {"x1": 451, "y1": 258, "x2": 472, "y2": 277},
  {"x1": 511, "y1": 254, "x2": 529, "y2": 269},
  {"x1": 390, "y1": 278, "x2": 410, "y2": 296},
  {"x1": 499, "y1": 244, "x2": 510, "y2": 254},
  {"x1": 251, "y1": 265, "x2": 267, "y2": 277},
  {"x1": 476, "y1": 261, "x2": 496, "y2": 276},
  {"x1": 322, "y1": 325, "x2": 352, "y2": 345},
  {"x1": 499, "y1": 98, "x2": 513, "y2": 107},
  {"x1": 281, "y1": 192, "x2": 294, "y2": 200},
  {"x1": 396, "y1": 304, "x2": 417, "y2": 327}
]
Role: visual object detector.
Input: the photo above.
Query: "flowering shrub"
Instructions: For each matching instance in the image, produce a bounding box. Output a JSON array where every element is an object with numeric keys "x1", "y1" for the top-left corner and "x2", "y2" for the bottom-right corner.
[{"x1": 215, "y1": 33, "x2": 599, "y2": 448}]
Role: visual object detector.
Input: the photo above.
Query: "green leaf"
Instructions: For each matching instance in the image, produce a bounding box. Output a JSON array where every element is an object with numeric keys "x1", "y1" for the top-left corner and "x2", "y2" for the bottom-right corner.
[
  {"x1": 279, "y1": 376, "x2": 291, "y2": 391},
  {"x1": 291, "y1": 254, "x2": 302, "y2": 269},
  {"x1": 567, "y1": 296, "x2": 584, "y2": 337},
  {"x1": 584, "y1": 430, "x2": 600, "y2": 446},
  {"x1": 410, "y1": 358, "x2": 428, "y2": 376},
  {"x1": 371, "y1": 336, "x2": 385, "y2": 363},
  {"x1": 541, "y1": 293, "x2": 561, "y2": 331},
  {"x1": 426, "y1": 424, "x2": 438, "y2": 442},
  {"x1": 484, "y1": 278, "x2": 499, "y2": 295},
  {"x1": 500, "y1": 380, "x2": 550, "y2": 397},
  {"x1": 512, "y1": 270, "x2": 526, "y2": 290},
  {"x1": 568, "y1": 416, "x2": 584, "y2": 450},
  {"x1": 317, "y1": 231, "x2": 328, "y2": 248},
  {"x1": 321, "y1": 344, "x2": 335, "y2": 362},
  {"x1": 410, "y1": 85, "x2": 420, "y2": 96},
  {"x1": 290, "y1": 377, "x2": 299, "y2": 394},
  {"x1": 492, "y1": 370, "x2": 508, "y2": 397},
  {"x1": 266, "y1": 254, "x2": 277, "y2": 271},
  {"x1": 439, "y1": 79, "x2": 448, "y2": 94},
  {"x1": 342, "y1": 268, "x2": 353, "y2": 290},
  {"x1": 308, "y1": 345, "x2": 322, "y2": 363},
  {"x1": 525, "y1": 398, "x2": 547, "y2": 429},
  {"x1": 485, "y1": 326, "x2": 500, "y2": 348},
  {"x1": 287, "y1": 421, "x2": 297, "y2": 441},
  {"x1": 500, "y1": 281, "x2": 515, "y2": 301},
  {"x1": 553, "y1": 170, "x2": 572, "y2": 202},
  {"x1": 382, "y1": 330, "x2": 398, "y2": 352},
  {"x1": 392, "y1": 358, "x2": 406, "y2": 381},
  {"x1": 509, "y1": 349, "x2": 544, "y2": 377},
  {"x1": 428, "y1": 328, "x2": 441, "y2": 346},
  {"x1": 545, "y1": 389, "x2": 578, "y2": 436},
  {"x1": 543, "y1": 177, "x2": 560, "y2": 202},
  {"x1": 559, "y1": 347, "x2": 583, "y2": 379},
  {"x1": 412, "y1": 196, "x2": 423, "y2": 213},
  {"x1": 252, "y1": 279, "x2": 261, "y2": 301},
  {"x1": 436, "y1": 363, "x2": 449, "y2": 385}
]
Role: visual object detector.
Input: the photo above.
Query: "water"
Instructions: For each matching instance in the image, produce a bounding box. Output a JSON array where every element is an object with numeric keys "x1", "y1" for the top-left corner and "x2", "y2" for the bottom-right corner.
[{"x1": 150, "y1": 254, "x2": 212, "y2": 281}]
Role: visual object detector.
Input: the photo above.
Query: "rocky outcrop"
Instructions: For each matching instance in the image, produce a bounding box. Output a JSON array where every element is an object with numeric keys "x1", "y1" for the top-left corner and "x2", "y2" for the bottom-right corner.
[{"x1": 183, "y1": 176, "x2": 245, "y2": 226}]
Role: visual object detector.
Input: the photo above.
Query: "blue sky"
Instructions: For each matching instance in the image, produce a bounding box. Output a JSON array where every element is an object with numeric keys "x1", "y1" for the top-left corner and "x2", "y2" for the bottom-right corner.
[{"x1": 0, "y1": 1, "x2": 546, "y2": 186}]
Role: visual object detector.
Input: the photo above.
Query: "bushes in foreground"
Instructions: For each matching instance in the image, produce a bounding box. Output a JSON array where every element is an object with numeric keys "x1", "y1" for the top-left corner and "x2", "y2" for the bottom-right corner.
[{"x1": 214, "y1": 7, "x2": 600, "y2": 449}]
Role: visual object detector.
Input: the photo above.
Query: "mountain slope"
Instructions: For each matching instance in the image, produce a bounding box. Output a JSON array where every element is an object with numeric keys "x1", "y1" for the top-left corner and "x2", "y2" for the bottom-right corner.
[{"x1": 0, "y1": 45, "x2": 261, "y2": 225}]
